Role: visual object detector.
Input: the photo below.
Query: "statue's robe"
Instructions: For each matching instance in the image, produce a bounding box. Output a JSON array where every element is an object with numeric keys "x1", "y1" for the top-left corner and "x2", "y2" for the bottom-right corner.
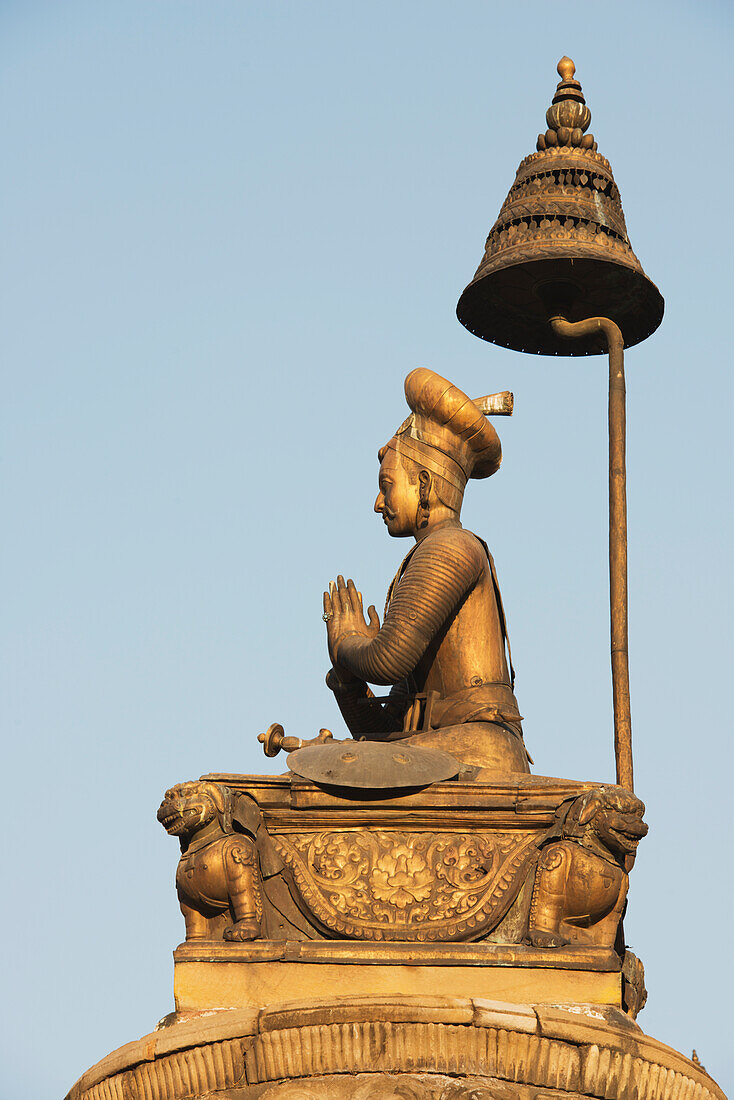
[{"x1": 329, "y1": 521, "x2": 529, "y2": 774}]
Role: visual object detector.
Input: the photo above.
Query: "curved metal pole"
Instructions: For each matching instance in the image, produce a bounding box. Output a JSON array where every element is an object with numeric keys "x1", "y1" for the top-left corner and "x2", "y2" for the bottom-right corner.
[{"x1": 549, "y1": 315, "x2": 633, "y2": 791}]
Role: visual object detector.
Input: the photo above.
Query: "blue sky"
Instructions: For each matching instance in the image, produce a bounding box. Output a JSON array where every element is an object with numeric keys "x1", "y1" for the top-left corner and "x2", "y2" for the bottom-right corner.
[{"x1": 1, "y1": 3, "x2": 732, "y2": 1097}]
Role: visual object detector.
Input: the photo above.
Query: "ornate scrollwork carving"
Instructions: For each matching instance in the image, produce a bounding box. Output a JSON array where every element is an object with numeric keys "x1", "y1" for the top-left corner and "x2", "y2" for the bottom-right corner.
[{"x1": 272, "y1": 829, "x2": 541, "y2": 941}]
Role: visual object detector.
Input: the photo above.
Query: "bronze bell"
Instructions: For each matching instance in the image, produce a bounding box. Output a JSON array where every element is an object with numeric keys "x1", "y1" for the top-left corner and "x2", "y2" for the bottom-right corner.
[{"x1": 456, "y1": 58, "x2": 664, "y2": 355}]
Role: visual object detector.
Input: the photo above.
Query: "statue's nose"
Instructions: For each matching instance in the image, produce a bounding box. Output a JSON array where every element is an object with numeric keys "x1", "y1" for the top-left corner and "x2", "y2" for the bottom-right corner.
[{"x1": 374, "y1": 493, "x2": 384, "y2": 514}]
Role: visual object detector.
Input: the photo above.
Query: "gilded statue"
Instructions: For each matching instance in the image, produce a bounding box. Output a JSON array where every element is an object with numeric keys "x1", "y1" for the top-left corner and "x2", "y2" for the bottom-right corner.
[
  {"x1": 158, "y1": 370, "x2": 648, "y2": 967},
  {"x1": 323, "y1": 368, "x2": 528, "y2": 777}
]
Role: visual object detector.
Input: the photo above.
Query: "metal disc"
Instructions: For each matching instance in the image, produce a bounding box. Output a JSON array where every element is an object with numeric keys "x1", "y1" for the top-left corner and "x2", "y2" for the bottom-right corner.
[{"x1": 286, "y1": 740, "x2": 461, "y2": 789}]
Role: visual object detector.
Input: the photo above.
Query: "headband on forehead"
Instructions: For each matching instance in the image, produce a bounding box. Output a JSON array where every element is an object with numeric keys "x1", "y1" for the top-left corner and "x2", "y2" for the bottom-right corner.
[{"x1": 384, "y1": 433, "x2": 468, "y2": 496}]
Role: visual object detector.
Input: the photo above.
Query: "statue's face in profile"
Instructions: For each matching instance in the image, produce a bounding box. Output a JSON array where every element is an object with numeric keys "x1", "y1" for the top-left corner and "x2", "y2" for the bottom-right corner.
[{"x1": 374, "y1": 448, "x2": 418, "y2": 538}]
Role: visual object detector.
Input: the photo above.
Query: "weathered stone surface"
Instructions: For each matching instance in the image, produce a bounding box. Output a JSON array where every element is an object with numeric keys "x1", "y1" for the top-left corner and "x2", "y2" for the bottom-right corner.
[
  {"x1": 65, "y1": 996, "x2": 726, "y2": 1100},
  {"x1": 254, "y1": 1073, "x2": 525, "y2": 1098},
  {"x1": 173, "y1": 955, "x2": 622, "y2": 1014},
  {"x1": 472, "y1": 999, "x2": 539, "y2": 1033},
  {"x1": 259, "y1": 996, "x2": 475, "y2": 1032}
]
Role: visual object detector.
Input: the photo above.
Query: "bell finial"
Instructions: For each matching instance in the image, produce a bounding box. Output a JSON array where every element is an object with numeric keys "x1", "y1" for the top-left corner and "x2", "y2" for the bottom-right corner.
[
  {"x1": 539, "y1": 56, "x2": 594, "y2": 151},
  {"x1": 557, "y1": 55, "x2": 575, "y2": 81}
]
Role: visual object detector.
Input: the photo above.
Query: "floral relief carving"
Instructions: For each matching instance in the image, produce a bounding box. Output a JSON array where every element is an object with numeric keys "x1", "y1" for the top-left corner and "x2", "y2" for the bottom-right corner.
[
  {"x1": 272, "y1": 829, "x2": 541, "y2": 941},
  {"x1": 371, "y1": 843, "x2": 434, "y2": 909}
]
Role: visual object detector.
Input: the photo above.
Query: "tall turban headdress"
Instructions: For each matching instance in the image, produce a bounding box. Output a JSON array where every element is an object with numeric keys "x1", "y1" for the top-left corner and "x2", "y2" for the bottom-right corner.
[{"x1": 381, "y1": 368, "x2": 511, "y2": 511}]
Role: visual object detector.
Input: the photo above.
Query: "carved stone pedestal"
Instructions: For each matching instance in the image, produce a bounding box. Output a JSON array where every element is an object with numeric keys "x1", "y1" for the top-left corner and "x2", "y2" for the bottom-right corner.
[{"x1": 64, "y1": 773, "x2": 726, "y2": 1099}]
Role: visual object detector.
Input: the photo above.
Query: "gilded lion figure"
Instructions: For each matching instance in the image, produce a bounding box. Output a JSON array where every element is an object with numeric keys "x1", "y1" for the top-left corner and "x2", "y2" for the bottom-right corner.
[
  {"x1": 157, "y1": 781, "x2": 262, "y2": 942},
  {"x1": 529, "y1": 785, "x2": 648, "y2": 948}
]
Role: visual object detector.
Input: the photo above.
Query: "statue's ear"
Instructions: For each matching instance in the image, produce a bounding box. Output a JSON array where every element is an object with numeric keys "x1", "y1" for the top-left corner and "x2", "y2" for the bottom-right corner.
[
  {"x1": 576, "y1": 789, "x2": 603, "y2": 826},
  {"x1": 231, "y1": 794, "x2": 262, "y2": 838},
  {"x1": 204, "y1": 783, "x2": 234, "y2": 833},
  {"x1": 545, "y1": 797, "x2": 575, "y2": 842},
  {"x1": 418, "y1": 468, "x2": 431, "y2": 503},
  {"x1": 205, "y1": 783, "x2": 226, "y2": 815}
]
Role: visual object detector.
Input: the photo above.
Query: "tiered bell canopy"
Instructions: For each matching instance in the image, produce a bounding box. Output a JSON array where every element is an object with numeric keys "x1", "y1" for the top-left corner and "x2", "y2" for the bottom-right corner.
[{"x1": 456, "y1": 58, "x2": 664, "y2": 356}]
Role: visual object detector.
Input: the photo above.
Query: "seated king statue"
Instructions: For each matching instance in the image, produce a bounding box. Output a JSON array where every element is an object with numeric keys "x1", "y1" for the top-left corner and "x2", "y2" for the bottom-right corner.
[{"x1": 323, "y1": 367, "x2": 530, "y2": 779}]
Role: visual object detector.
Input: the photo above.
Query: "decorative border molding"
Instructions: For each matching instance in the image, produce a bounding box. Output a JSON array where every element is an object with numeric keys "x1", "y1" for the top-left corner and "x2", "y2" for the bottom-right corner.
[
  {"x1": 78, "y1": 1036, "x2": 248, "y2": 1100},
  {"x1": 172, "y1": 939, "x2": 620, "y2": 970},
  {"x1": 245, "y1": 1021, "x2": 581, "y2": 1091},
  {"x1": 66, "y1": 998, "x2": 725, "y2": 1100},
  {"x1": 477, "y1": 221, "x2": 640, "y2": 275},
  {"x1": 517, "y1": 146, "x2": 614, "y2": 175}
]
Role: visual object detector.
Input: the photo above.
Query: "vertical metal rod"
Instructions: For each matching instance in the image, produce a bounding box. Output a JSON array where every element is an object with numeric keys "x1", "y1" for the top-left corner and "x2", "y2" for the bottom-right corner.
[{"x1": 550, "y1": 315, "x2": 633, "y2": 790}]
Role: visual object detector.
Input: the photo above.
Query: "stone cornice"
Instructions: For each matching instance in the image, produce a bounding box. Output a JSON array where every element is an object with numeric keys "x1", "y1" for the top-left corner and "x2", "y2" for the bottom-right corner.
[{"x1": 65, "y1": 996, "x2": 725, "y2": 1100}]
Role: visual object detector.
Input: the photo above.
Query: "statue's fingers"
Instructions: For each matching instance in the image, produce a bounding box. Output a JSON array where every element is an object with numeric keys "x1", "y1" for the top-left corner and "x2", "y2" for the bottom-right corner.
[
  {"x1": 367, "y1": 605, "x2": 380, "y2": 630},
  {"x1": 346, "y1": 578, "x2": 360, "y2": 613},
  {"x1": 323, "y1": 590, "x2": 333, "y2": 619},
  {"x1": 332, "y1": 580, "x2": 345, "y2": 616},
  {"x1": 327, "y1": 582, "x2": 342, "y2": 623},
  {"x1": 336, "y1": 574, "x2": 349, "y2": 612}
]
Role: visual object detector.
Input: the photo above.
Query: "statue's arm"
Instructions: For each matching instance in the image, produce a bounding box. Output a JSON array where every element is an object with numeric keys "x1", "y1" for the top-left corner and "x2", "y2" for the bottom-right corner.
[
  {"x1": 325, "y1": 670, "x2": 409, "y2": 737},
  {"x1": 336, "y1": 530, "x2": 484, "y2": 685}
]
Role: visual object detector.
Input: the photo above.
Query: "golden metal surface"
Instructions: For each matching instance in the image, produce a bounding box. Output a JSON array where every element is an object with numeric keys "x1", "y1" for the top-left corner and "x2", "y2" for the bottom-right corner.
[
  {"x1": 66, "y1": 54, "x2": 725, "y2": 1100},
  {"x1": 321, "y1": 367, "x2": 527, "y2": 777},
  {"x1": 456, "y1": 58, "x2": 664, "y2": 790},
  {"x1": 159, "y1": 775, "x2": 646, "y2": 964},
  {"x1": 157, "y1": 782, "x2": 264, "y2": 943},
  {"x1": 456, "y1": 57, "x2": 664, "y2": 355},
  {"x1": 550, "y1": 316, "x2": 634, "y2": 788},
  {"x1": 173, "y1": 940, "x2": 620, "y2": 969}
]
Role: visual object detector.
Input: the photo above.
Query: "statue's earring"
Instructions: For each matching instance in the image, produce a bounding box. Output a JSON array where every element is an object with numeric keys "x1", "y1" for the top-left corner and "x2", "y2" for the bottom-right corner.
[{"x1": 416, "y1": 470, "x2": 431, "y2": 530}]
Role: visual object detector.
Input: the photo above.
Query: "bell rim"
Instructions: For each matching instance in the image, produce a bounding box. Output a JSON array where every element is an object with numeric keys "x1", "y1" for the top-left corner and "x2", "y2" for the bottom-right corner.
[{"x1": 457, "y1": 253, "x2": 664, "y2": 356}]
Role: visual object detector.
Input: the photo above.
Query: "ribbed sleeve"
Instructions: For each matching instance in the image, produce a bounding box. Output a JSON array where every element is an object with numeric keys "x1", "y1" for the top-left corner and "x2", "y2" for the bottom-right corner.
[
  {"x1": 338, "y1": 527, "x2": 485, "y2": 685},
  {"x1": 325, "y1": 672, "x2": 408, "y2": 737}
]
